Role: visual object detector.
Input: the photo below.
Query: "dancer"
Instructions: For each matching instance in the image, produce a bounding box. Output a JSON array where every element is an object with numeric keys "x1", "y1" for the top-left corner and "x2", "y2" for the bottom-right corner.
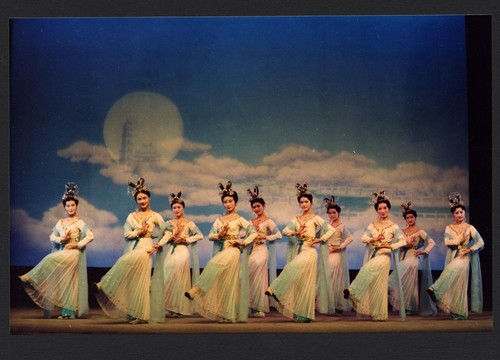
[
  {"x1": 19, "y1": 183, "x2": 94, "y2": 319},
  {"x1": 427, "y1": 192, "x2": 484, "y2": 320},
  {"x1": 343, "y1": 191, "x2": 407, "y2": 321},
  {"x1": 149, "y1": 192, "x2": 203, "y2": 322},
  {"x1": 316, "y1": 195, "x2": 353, "y2": 316},
  {"x1": 95, "y1": 178, "x2": 164, "y2": 324},
  {"x1": 184, "y1": 181, "x2": 257, "y2": 323},
  {"x1": 388, "y1": 202, "x2": 436, "y2": 316},
  {"x1": 247, "y1": 186, "x2": 282, "y2": 318},
  {"x1": 265, "y1": 183, "x2": 334, "y2": 322}
]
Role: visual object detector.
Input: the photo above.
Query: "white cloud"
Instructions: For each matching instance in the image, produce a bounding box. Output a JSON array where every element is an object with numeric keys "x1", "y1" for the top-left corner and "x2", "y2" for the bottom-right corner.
[{"x1": 180, "y1": 139, "x2": 212, "y2": 153}]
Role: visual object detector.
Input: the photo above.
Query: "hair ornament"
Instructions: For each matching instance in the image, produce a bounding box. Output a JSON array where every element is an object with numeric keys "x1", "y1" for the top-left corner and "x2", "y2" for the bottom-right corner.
[
  {"x1": 296, "y1": 182, "x2": 311, "y2": 197},
  {"x1": 372, "y1": 190, "x2": 389, "y2": 204},
  {"x1": 218, "y1": 181, "x2": 235, "y2": 197},
  {"x1": 128, "y1": 177, "x2": 149, "y2": 197},
  {"x1": 448, "y1": 192, "x2": 464, "y2": 208},
  {"x1": 247, "y1": 186, "x2": 262, "y2": 202},
  {"x1": 400, "y1": 201, "x2": 414, "y2": 215},
  {"x1": 62, "y1": 182, "x2": 79, "y2": 201},
  {"x1": 169, "y1": 191, "x2": 183, "y2": 205},
  {"x1": 324, "y1": 195, "x2": 337, "y2": 209}
]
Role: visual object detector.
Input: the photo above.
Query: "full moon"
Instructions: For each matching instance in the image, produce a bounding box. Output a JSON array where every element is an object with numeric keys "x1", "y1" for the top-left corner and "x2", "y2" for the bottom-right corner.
[{"x1": 103, "y1": 91, "x2": 183, "y2": 167}]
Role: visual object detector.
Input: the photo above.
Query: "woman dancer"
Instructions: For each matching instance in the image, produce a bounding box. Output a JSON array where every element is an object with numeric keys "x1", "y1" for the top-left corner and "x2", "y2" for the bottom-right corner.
[
  {"x1": 149, "y1": 192, "x2": 203, "y2": 322},
  {"x1": 19, "y1": 183, "x2": 94, "y2": 319},
  {"x1": 316, "y1": 195, "x2": 353, "y2": 316},
  {"x1": 343, "y1": 191, "x2": 407, "y2": 321},
  {"x1": 184, "y1": 181, "x2": 257, "y2": 323},
  {"x1": 388, "y1": 202, "x2": 436, "y2": 316},
  {"x1": 265, "y1": 183, "x2": 334, "y2": 322},
  {"x1": 427, "y1": 192, "x2": 484, "y2": 320},
  {"x1": 247, "y1": 186, "x2": 282, "y2": 318},
  {"x1": 95, "y1": 178, "x2": 164, "y2": 324}
]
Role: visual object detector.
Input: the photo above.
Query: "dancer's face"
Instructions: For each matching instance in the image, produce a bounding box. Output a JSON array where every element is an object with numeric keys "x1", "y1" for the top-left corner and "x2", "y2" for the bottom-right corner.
[
  {"x1": 327, "y1": 208, "x2": 339, "y2": 222},
  {"x1": 405, "y1": 213, "x2": 416, "y2": 227},
  {"x1": 251, "y1": 202, "x2": 265, "y2": 216},
  {"x1": 376, "y1": 203, "x2": 390, "y2": 220},
  {"x1": 171, "y1": 203, "x2": 184, "y2": 218},
  {"x1": 223, "y1": 196, "x2": 236, "y2": 213},
  {"x1": 299, "y1": 197, "x2": 312, "y2": 212},
  {"x1": 453, "y1": 207, "x2": 466, "y2": 222},
  {"x1": 135, "y1": 192, "x2": 151, "y2": 211},
  {"x1": 64, "y1": 200, "x2": 78, "y2": 217}
]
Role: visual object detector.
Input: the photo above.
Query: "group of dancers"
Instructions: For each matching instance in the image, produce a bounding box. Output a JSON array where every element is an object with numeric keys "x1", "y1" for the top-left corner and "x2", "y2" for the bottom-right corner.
[{"x1": 18, "y1": 178, "x2": 484, "y2": 323}]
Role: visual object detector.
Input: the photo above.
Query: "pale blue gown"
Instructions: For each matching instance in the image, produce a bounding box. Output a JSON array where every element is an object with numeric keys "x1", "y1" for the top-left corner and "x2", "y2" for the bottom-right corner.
[
  {"x1": 20, "y1": 218, "x2": 94, "y2": 318},
  {"x1": 428, "y1": 224, "x2": 483, "y2": 319}
]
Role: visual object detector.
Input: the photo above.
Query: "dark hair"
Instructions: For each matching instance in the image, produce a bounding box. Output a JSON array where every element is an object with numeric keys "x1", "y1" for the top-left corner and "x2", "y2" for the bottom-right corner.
[
  {"x1": 403, "y1": 210, "x2": 417, "y2": 219},
  {"x1": 327, "y1": 204, "x2": 341, "y2": 214},
  {"x1": 250, "y1": 197, "x2": 266, "y2": 206},
  {"x1": 222, "y1": 191, "x2": 239, "y2": 204},
  {"x1": 450, "y1": 204, "x2": 466, "y2": 213},
  {"x1": 62, "y1": 197, "x2": 79, "y2": 206},
  {"x1": 297, "y1": 193, "x2": 313, "y2": 203},
  {"x1": 374, "y1": 199, "x2": 391, "y2": 210},
  {"x1": 134, "y1": 189, "x2": 151, "y2": 200},
  {"x1": 170, "y1": 199, "x2": 185, "y2": 208}
]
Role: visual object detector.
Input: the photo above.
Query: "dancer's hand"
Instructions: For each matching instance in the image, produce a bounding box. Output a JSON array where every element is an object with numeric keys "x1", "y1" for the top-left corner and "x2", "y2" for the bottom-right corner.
[{"x1": 147, "y1": 244, "x2": 161, "y2": 254}]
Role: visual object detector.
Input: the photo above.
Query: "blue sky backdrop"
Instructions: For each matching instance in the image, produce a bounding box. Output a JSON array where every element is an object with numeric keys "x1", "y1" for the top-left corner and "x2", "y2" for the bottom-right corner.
[{"x1": 10, "y1": 16, "x2": 469, "y2": 269}]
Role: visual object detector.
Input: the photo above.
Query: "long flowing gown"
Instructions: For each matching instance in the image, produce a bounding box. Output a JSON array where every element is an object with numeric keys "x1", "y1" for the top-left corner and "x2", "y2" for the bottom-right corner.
[
  {"x1": 96, "y1": 211, "x2": 164, "y2": 321},
  {"x1": 428, "y1": 224, "x2": 483, "y2": 319},
  {"x1": 388, "y1": 228, "x2": 436, "y2": 315},
  {"x1": 269, "y1": 214, "x2": 334, "y2": 321},
  {"x1": 316, "y1": 222, "x2": 353, "y2": 315},
  {"x1": 248, "y1": 217, "x2": 282, "y2": 314},
  {"x1": 347, "y1": 222, "x2": 406, "y2": 321},
  {"x1": 149, "y1": 218, "x2": 203, "y2": 322},
  {"x1": 20, "y1": 218, "x2": 94, "y2": 318},
  {"x1": 189, "y1": 215, "x2": 257, "y2": 322}
]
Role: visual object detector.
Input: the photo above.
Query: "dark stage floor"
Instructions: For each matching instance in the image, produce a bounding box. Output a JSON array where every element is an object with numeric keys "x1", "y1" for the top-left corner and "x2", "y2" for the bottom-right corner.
[{"x1": 9, "y1": 307, "x2": 493, "y2": 334}]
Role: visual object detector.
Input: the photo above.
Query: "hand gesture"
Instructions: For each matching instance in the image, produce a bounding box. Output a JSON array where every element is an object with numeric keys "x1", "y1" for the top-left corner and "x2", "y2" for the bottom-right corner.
[
  {"x1": 61, "y1": 230, "x2": 71, "y2": 244},
  {"x1": 147, "y1": 244, "x2": 161, "y2": 255},
  {"x1": 219, "y1": 224, "x2": 229, "y2": 239}
]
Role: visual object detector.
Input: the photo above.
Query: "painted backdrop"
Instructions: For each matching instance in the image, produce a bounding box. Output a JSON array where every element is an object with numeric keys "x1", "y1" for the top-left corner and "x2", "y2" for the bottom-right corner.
[{"x1": 10, "y1": 16, "x2": 469, "y2": 269}]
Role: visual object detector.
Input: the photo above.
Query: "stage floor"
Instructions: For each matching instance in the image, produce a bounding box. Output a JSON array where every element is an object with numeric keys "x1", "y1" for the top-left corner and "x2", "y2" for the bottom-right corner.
[{"x1": 9, "y1": 307, "x2": 493, "y2": 334}]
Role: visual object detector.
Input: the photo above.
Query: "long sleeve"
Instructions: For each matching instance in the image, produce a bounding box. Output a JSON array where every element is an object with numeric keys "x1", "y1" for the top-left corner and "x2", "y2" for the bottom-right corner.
[
  {"x1": 265, "y1": 220, "x2": 282, "y2": 241},
  {"x1": 469, "y1": 226, "x2": 484, "y2": 252},
  {"x1": 124, "y1": 214, "x2": 140, "y2": 240},
  {"x1": 240, "y1": 218, "x2": 257, "y2": 245},
  {"x1": 77, "y1": 224, "x2": 94, "y2": 248},
  {"x1": 419, "y1": 231, "x2": 435, "y2": 253},
  {"x1": 185, "y1": 222, "x2": 203, "y2": 244},
  {"x1": 389, "y1": 226, "x2": 407, "y2": 250},
  {"x1": 282, "y1": 221, "x2": 295, "y2": 237},
  {"x1": 157, "y1": 222, "x2": 174, "y2": 247},
  {"x1": 50, "y1": 221, "x2": 62, "y2": 244},
  {"x1": 208, "y1": 219, "x2": 222, "y2": 241},
  {"x1": 339, "y1": 226, "x2": 353, "y2": 250},
  {"x1": 317, "y1": 217, "x2": 335, "y2": 242},
  {"x1": 361, "y1": 225, "x2": 374, "y2": 244},
  {"x1": 443, "y1": 226, "x2": 460, "y2": 246}
]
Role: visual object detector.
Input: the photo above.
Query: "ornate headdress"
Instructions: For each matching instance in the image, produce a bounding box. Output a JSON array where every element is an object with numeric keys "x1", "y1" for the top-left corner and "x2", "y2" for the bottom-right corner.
[
  {"x1": 128, "y1": 177, "x2": 149, "y2": 197},
  {"x1": 372, "y1": 190, "x2": 389, "y2": 204},
  {"x1": 296, "y1": 182, "x2": 311, "y2": 197},
  {"x1": 169, "y1": 191, "x2": 183, "y2": 205},
  {"x1": 400, "y1": 201, "x2": 414, "y2": 215},
  {"x1": 324, "y1": 195, "x2": 337, "y2": 209},
  {"x1": 62, "y1": 182, "x2": 79, "y2": 202},
  {"x1": 448, "y1": 192, "x2": 464, "y2": 208},
  {"x1": 218, "y1": 181, "x2": 235, "y2": 198},
  {"x1": 247, "y1": 186, "x2": 262, "y2": 202}
]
